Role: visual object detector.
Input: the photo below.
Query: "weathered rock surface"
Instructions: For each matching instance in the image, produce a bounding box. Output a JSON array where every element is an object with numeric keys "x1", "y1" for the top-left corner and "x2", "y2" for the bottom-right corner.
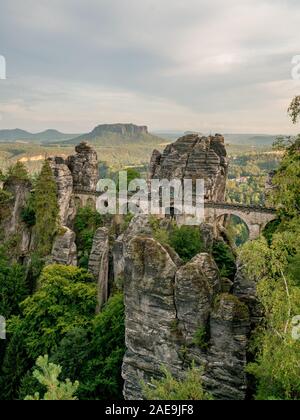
[
  {"x1": 48, "y1": 157, "x2": 75, "y2": 226},
  {"x1": 51, "y1": 227, "x2": 77, "y2": 266},
  {"x1": 175, "y1": 254, "x2": 219, "y2": 345},
  {"x1": 122, "y1": 235, "x2": 251, "y2": 400},
  {"x1": 113, "y1": 215, "x2": 153, "y2": 283},
  {"x1": 67, "y1": 142, "x2": 99, "y2": 192},
  {"x1": 204, "y1": 294, "x2": 250, "y2": 400},
  {"x1": 88, "y1": 227, "x2": 110, "y2": 312},
  {"x1": 149, "y1": 134, "x2": 228, "y2": 202},
  {"x1": 0, "y1": 178, "x2": 32, "y2": 255},
  {"x1": 200, "y1": 223, "x2": 215, "y2": 251},
  {"x1": 233, "y1": 261, "x2": 262, "y2": 325},
  {"x1": 122, "y1": 236, "x2": 182, "y2": 400}
]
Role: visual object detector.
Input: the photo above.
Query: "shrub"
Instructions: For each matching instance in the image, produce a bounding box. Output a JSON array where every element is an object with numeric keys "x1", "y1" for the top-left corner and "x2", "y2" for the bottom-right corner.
[
  {"x1": 143, "y1": 364, "x2": 213, "y2": 400},
  {"x1": 74, "y1": 207, "x2": 103, "y2": 269},
  {"x1": 169, "y1": 226, "x2": 204, "y2": 262},
  {"x1": 33, "y1": 160, "x2": 59, "y2": 256},
  {"x1": 212, "y1": 241, "x2": 236, "y2": 280},
  {"x1": 25, "y1": 355, "x2": 79, "y2": 400},
  {"x1": 193, "y1": 326, "x2": 209, "y2": 350}
]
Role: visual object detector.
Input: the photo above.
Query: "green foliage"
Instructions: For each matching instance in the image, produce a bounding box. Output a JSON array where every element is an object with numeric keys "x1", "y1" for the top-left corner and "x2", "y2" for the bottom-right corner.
[
  {"x1": 143, "y1": 364, "x2": 213, "y2": 400},
  {"x1": 288, "y1": 95, "x2": 300, "y2": 124},
  {"x1": 212, "y1": 241, "x2": 236, "y2": 280},
  {"x1": 21, "y1": 192, "x2": 36, "y2": 227},
  {"x1": 150, "y1": 218, "x2": 206, "y2": 262},
  {"x1": 168, "y1": 226, "x2": 204, "y2": 263},
  {"x1": 0, "y1": 265, "x2": 126, "y2": 401},
  {"x1": 120, "y1": 213, "x2": 134, "y2": 233},
  {"x1": 262, "y1": 219, "x2": 281, "y2": 245},
  {"x1": 116, "y1": 168, "x2": 141, "y2": 191},
  {"x1": 11, "y1": 265, "x2": 96, "y2": 360},
  {"x1": 287, "y1": 252, "x2": 300, "y2": 286},
  {"x1": 149, "y1": 216, "x2": 170, "y2": 247},
  {"x1": 25, "y1": 355, "x2": 79, "y2": 400},
  {"x1": 33, "y1": 160, "x2": 59, "y2": 256},
  {"x1": 74, "y1": 206, "x2": 103, "y2": 269},
  {"x1": 0, "y1": 247, "x2": 28, "y2": 319},
  {"x1": 193, "y1": 327, "x2": 209, "y2": 350},
  {"x1": 226, "y1": 215, "x2": 249, "y2": 247},
  {"x1": 0, "y1": 265, "x2": 96, "y2": 400},
  {"x1": 240, "y1": 223, "x2": 300, "y2": 400},
  {"x1": 0, "y1": 319, "x2": 31, "y2": 400},
  {"x1": 269, "y1": 136, "x2": 300, "y2": 218},
  {"x1": 126, "y1": 168, "x2": 141, "y2": 187},
  {"x1": 79, "y1": 293, "x2": 125, "y2": 399},
  {"x1": 51, "y1": 292, "x2": 125, "y2": 400},
  {"x1": 6, "y1": 161, "x2": 29, "y2": 182},
  {"x1": 0, "y1": 189, "x2": 12, "y2": 204},
  {"x1": 214, "y1": 293, "x2": 249, "y2": 320},
  {"x1": 32, "y1": 274, "x2": 94, "y2": 354}
]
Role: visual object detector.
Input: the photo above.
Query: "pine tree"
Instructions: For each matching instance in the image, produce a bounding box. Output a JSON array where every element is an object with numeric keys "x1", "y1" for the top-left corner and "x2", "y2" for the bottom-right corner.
[
  {"x1": 33, "y1": 160, "x2": 59, "y2": 257},
  {"x1": 143, "y1": 364, "x2": 213, "y2": 400},
  {"x1": 25, "y1": 355, "x2": 79, "y2": 400},
  {"x1": 6, "y1": 161, "x2": 29, "y2": 182}
]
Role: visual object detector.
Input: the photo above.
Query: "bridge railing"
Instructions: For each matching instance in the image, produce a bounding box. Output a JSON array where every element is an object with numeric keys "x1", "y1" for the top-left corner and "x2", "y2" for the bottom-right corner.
[
  {"x1": 72, "y1": 189, "x2": 277, "y2": 214},
  {"x1": 204, "y1": 201, "x2": 277, "y2": 214}
]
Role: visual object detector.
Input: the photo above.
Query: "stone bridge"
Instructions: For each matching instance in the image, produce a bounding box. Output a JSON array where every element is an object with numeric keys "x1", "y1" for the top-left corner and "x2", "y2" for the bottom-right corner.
[
  {"x1": 203, "y1": 202, "x2": 277, "y2": 240},
  {"x1": 73, "y1": 189, "x2": 277, "y2": 241}
]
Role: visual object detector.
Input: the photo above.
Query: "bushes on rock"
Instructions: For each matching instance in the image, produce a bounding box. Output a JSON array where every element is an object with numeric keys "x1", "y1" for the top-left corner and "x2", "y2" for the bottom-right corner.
[
  {"x1": 143, "y1": 364, "x2": 213, "y2": 400},
  {"x1": 74, "y1": 206, "x2": 103, "y2": 269},
  {"x1": 212, "y1": 241, "x2": 236, "y2": 280}
]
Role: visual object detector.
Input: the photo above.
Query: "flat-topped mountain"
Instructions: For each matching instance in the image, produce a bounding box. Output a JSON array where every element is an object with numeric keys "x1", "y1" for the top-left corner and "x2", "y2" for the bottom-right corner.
[
  {"x1": 63, "y1": 123, "x2": 164, "y2": 146},
  {"x1": 92, "y1": 123, "x2": 148, "y2": 136}
]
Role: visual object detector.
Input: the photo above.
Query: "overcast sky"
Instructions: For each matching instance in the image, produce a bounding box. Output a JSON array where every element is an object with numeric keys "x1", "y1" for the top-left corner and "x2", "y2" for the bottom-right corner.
[{"x1": 0, "y1": 0, "x2": 300, "y2": 134}]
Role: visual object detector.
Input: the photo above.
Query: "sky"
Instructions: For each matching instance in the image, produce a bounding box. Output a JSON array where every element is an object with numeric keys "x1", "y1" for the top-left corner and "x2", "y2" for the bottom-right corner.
[{"x1": 0, "y1": 0, "x2": 300, "y2": 134}]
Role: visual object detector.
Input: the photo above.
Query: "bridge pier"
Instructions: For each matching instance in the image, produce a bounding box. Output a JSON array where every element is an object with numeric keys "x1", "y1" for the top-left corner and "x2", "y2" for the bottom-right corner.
[{"x1": 204, "y1": 202, "x2": 277, "y2": 241}]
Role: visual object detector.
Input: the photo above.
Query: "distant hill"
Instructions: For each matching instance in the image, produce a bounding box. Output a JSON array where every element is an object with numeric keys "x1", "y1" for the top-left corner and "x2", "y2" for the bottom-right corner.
[
  {"x1": 224, "y1": 133, "x2": 278, "y2": 147},
  {"x1": 0, "y1": 129, "x2": 78, "y2": 143},
  {"x1": 63, "y1": 123, "x2": 165, "y2": 146}
]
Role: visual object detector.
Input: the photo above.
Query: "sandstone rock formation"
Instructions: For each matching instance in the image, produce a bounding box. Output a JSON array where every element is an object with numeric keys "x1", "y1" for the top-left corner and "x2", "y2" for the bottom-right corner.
[
  {"x1": 122, "y1": 235, "x2": 250, "y2": 400},
  {"x1": 47, "y1": 142, "x2": 99, "y2": 267},
  {"x1": 88, "y1": 227, "x2": 110, "y2": 312},
  {"x1": 48, "y1": 157, "x2": 75, "y2": 226},
  {"x1": 175, "y1": 253, "x2": 220, "y2": 344},
  {"x1": 0, "y1": 178, "x2": 32, "y2": 256},
  {"x1": 233, "y1": 261, "x2": 263, "y2": 326},
  {"x1": 204, "y1": 294, "x2": 250, "y2": 400},
  {"x1": 122, "y1": 236, "x2": 182, "y2": 400},
  {"x1": 67, "y1": 142, "x2": 98, "y2": 192},
  {"x1": 51, "y1": 227, "x2": 77, "y2": 266},
  {"x1": 113, "y1": 215, "x2": 153, "y2": 283},
  {"x1": 149, "y1": 133, "x2": 228, "y2": 202}
]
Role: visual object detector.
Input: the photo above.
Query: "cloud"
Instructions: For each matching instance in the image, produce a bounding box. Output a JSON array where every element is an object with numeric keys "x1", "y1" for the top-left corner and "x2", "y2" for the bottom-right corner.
[{"x1": 0, "y1": 0, "x2": 299, "y2": 133}]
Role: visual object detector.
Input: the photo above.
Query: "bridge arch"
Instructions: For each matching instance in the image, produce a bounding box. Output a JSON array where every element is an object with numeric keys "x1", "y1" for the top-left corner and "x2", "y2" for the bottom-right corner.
[
  {"x1": 204, "y1": 203, "x2": 277, "y2": 241},
  {"x1": 215, "y1": 213, "x2": 250, "y2": 245}
]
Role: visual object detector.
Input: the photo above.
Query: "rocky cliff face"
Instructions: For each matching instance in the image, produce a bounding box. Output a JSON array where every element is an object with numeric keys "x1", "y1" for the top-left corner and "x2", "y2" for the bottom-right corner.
[
  {"x1": 0, "y1": 178, "x2": 32, "y2": 256},
  {"x1": 149, "y1": 133, "x2": 228, "y2": 202},
  {"x1": 122, "y1": 233, "x2": 250, "y2": 400},
  {"x1": 51, "y1": 227, "x2": 77, "y2": 266},
  {"x1": 88, "y1": 227, "x2": 110, "y2": 312},
  {"x1": 67, "y1": 142, "x2": 98, "y2": 192},
  {"x1": 47, "y1": 142, "x2": 99, "y2": 267},
  {"x1": 48, "y1": 157, "x2": 75, "y2": 226},
  {"x1": 91, "y1": 123, "x2": 148, "y2": 137}
]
